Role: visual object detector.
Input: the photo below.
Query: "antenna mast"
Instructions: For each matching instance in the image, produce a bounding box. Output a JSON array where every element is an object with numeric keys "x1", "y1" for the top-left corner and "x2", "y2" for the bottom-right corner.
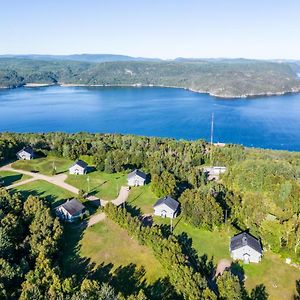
[
  {"x1": 210, "y1": 113, "x2": 214, "y2": 164},
  {"x1": 210, "y1": 113, "x2": 214, "y2": 145}
]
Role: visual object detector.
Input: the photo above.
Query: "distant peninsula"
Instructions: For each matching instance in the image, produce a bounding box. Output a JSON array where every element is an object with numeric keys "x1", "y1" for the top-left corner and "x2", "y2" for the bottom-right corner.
[{"x1": 1, "y1": 55, "x2": 300, "y2": 98}]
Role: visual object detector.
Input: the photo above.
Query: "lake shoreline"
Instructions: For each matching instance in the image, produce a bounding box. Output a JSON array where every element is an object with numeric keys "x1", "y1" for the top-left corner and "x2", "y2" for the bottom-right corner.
[
  {"x1": 1, "y1": 82, "x2": 300, "y2": 99},
  {"x1": 1, "y1": 85, "x2": 300, "y2": 151}
]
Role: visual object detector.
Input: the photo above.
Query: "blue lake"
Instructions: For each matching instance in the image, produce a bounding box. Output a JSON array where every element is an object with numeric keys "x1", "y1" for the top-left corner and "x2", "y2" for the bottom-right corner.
[{"x1": 0, "y1": 86, "x2": 300, "y2": 151}]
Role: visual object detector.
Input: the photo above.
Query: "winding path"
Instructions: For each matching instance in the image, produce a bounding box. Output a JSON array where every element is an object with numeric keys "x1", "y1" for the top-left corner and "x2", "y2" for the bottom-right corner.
[
  {"x1": 0, "y1": 163, "x2": 79, "y2": 194},
  {"x1": 0, "y1": 163, "x2": 130, "y2": 207}
]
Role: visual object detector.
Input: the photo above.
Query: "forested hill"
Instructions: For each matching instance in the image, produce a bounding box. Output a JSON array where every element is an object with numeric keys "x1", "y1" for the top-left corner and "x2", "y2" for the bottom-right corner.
[{"x1": 0, "y1": 57, "x2": 300, "y2": 98}]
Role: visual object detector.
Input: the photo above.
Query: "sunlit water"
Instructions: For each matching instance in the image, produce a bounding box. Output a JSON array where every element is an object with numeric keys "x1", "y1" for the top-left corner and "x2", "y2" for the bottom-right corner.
[{"x1": 0, "y1": 86, "x2": 300, "y2": 151}]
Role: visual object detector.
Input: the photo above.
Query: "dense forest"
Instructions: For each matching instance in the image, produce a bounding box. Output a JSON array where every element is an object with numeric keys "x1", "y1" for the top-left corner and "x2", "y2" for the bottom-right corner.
[
  {"x1": 1, "y1": 132, "x2": 300, "y2": 299},
  {"x1": 0, "y1": 57, "x2": 300, "y2": 98}
]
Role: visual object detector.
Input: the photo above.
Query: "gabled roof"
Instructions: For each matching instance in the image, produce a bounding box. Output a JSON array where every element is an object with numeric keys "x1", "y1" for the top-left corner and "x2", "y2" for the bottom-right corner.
[
  {"x1": 230, "y1": 232, "x2": 262, "y2": 254},
  {"x1": 127, "y1": 169, "x2": 147, "y2": 180},
  {"x1": 153, "y1": 196, "x2": 179, "y2": 212},
  {"x1": 17, "y1": 146, "x2": 34, "y2": 155},
  {"x1": 59, "y1": 198, "x2": 85, "y2": 216},
  {"x1": 70, "y1": 159, "x2": 88, "y2": 169}
]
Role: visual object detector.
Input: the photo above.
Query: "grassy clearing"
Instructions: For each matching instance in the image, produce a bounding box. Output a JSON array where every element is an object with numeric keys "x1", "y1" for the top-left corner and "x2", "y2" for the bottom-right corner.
[
  {"x1": 155, "y1": 217, "x2": 299, "y2": 299},
  {"x1": 0, "y1": 170, "x2": 31, "y2": 186},
  {"x1": 244, "y1": 252, "x2": 299, "y2": 300},
  {"x1": 80, "y1": 218, "x2": 166, "y2": 283},
  {"x1": 12, "y1": 180, "x2": 75, "y2": 207},
  {"x1": 127, "y1": 184, "x2": 157, "y2": 214},
  {"x1": 12, "y1": 156, "x2": 72, "y2": 175},
  {"x1": 66, "y1": 171, "x2": 127, "y2": 200},
  {"x1": 132, "y1": 191, "x2": 299, "y2": 300}
]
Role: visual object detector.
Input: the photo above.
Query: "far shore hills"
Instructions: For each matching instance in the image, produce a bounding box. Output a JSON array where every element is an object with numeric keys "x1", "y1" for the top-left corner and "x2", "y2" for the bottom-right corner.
[
  {"x1": 14, "y1": 82, "x2": 300, "y2": 99},
  {"x1": 1, "y1": 55, "x2": 300, "y2": 98}
]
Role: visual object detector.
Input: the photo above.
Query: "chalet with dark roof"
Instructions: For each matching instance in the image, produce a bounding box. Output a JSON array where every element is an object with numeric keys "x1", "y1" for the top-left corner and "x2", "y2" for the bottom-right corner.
[
  {"x1": 55, "y1": 198, "x2": 86, "y2": 222},
  {"x1": 69, "y1": 160, "x2": 88, "y2": 175},
  {"x1": 153, "y1": 195, "x2": 179, "y2": 219},
  {"x1": 16, "y1": 146, "x2": 35, "y2": 160},
  {"x1": 230, "y1": 232, "x2": 263, "y2": 263},
  {"x1": 127, "y1": 169, "x2": 147, "y2": 186}
]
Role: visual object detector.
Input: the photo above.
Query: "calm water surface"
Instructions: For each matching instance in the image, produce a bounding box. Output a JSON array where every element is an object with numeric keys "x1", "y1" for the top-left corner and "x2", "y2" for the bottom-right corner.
[{"x1": 0, "y1": 86, "x2": 300, "y2": 151}]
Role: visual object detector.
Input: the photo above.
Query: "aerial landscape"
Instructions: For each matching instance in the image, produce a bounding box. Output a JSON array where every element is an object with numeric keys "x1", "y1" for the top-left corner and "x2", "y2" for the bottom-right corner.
[{"x1": 1, "y1": 1, "x2": 300, "y2": 300}]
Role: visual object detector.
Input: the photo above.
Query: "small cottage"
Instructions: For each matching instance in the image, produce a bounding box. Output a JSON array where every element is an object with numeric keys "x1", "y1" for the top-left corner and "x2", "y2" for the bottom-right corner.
[
  {"x1": 55, "y1": 198, "x2": 86, "y2": 222},
  {"x1": 69, "y1": 160, "x2": 88, "y2": 175},
  {"x1": 203, "y1": 166, "x2": 226, "y2": 181},
  {"x1": 153, "y1": 196, "x2": 179, "y2": 219},
  {"x1": 16, "y1": 146, "x2": 35, "y2": 160},
  {"x1": 127, "y1": 169, "x2": 147, "y2": 186},
  {"x1": 230, "y1": 232, "x2": 263, "y2": 263}
]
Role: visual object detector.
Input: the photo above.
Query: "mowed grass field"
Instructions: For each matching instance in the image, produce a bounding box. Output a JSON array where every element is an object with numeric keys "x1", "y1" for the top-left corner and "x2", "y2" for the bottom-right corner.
[
  {"x1": 11, "y1": 179, "x2": 75, "y2": 207},
  {"x1": 0, "y1": 170, "x2": 31, "y2": 186},
  {"x1": 66, "y1": 171, "x2": 127, "y2": 200},
  {"x1": 12, "y1": 156, "x2": 72, "y2": 175},
  {"x1": 80, "y1": 218, "x2": 166, "y2": 284},
  {"x1": 127, "y1": 184, "x2": 158, "y2": 214}
]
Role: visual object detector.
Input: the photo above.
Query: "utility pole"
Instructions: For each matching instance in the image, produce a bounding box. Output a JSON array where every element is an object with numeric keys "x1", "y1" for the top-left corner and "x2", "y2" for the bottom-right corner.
[
  {"x1": 210, "y1": 112, "x2": 214, "y2": 146},
  {"x1": 87, "y1": 176, "x2": 90, "y2": 194},
  {"x1": 170, "y1": 218, "x2": 173, "y2": 233}
]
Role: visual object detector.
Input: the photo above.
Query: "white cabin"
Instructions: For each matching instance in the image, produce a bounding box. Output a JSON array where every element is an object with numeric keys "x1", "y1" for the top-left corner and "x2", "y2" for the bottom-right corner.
[
  {"x1": 153, "y1": 196, "x2": 179, "y2": 219},
  {"x1": 55, "y1": 198, "x2": 86, "y2": 222},
  {"x1": 203, "y1": 166, "x2": 227, "y2": 181},
  {"x1": 230, "y1": 232, "x2": 263, "y2": 264},
  {"x1": 69, "y1": 160, "x2": 88, "y2": 175},
  {"x1": 127, "y1": 169, "x2": 147, "y2": 186},
  {"x1": 16, "y1": 146, "x2": 35, "y2": 160}
]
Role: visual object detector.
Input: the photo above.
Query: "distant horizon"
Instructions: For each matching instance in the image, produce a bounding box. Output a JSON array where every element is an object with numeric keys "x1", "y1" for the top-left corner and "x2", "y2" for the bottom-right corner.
[
  {"x1": 1, "y1": 1, "x2": 300, "y2": 59},
  {"x1": 1, "y1": 53, "x2": 299, "y2": 61}
]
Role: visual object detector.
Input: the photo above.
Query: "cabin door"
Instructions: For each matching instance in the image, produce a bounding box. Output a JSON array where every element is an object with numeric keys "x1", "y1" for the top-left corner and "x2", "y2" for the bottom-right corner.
[
  {"x1": 161, "y1": 210, "x2": 167, "y2": 218},
  {"x1": 243, "y1": 253, "x2": 250, "y2": 264}
]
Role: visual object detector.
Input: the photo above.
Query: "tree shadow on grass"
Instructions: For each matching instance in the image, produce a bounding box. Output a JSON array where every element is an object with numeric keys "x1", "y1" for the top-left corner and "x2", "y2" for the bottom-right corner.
[
  {"x1": 10, "y1": 188, "x2": 67, "y2": 208},
  {"x1": 230, "y1": 261, "x2": 245, "y2": 282},
  {"x1": 125, "y1": 203, "x2": 142, "y2": 217},
  {"x1": 2, "y1": 174, "x2": 24, "y2": 186},
  {"x1": 177, "y1": 231, "x2": 216, "y2": 292},
  {"x1": 90, "y1": 262, "x2": 180, "y2": 299},
  {"x1": 59, "y1": 221, "x2": 91, "y2": 280}
]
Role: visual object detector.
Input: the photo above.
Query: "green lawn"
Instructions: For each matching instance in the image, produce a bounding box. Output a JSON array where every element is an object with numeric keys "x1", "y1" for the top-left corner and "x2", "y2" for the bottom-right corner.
[
  {"x1": 243, "y1": 252, "x2": 299, "y2": 300},
  {"x1": 0, "y1": 170, "x2": 31, "y2": 186},
  {"x1": 12, "y1": 156, "x2": 72, "y2": 175},
  {"x1": 80, "y1": 218, "x2": 166, "y2": 284},
  {"x1": 66, "y1": 171, "x2": 127, "y2": 200},
  {"x1": 11, "y1": 180, "x2": 75, "y2": 207},
  {"x1": 127, "y1": 184, "x2": 157, "y2": 214}
]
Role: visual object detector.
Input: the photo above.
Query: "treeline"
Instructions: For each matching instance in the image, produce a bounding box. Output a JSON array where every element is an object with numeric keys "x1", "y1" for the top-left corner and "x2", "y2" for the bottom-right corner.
[
  {"x1": 1, "y1": 58, "x2": 300, "y2": 97},
  {"x1": 0, "y1": 189, "x2": 147, "y2": 299},
  {"x1": 1, "y1": 132, "x2": 300, "y2": 260}
]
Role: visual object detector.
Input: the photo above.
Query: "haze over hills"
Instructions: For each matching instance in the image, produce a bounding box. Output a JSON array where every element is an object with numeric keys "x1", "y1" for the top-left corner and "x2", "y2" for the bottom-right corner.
[
  {"x1": 0, "y1": 54, "x2": 161, "y2": 63},
  {"x1": 0, "y1": 55, "x2": 300, "y2": 98}
]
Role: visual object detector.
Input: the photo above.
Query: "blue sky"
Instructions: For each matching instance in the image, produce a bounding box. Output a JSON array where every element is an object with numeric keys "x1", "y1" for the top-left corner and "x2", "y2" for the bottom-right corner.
[{"x1": 1, "y1": 0, "x2": 299, "y2": 59}]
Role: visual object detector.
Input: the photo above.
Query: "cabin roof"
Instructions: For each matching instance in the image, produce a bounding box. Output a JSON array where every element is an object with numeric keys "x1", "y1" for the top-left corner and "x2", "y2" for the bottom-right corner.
[
  {"x1": 59, "y1": 198, "x2": 85, "y2": 216},
  {"x1": 230, "y1": 232, "x2": 262, "y2": 254},
  {"x1": 127, "y1": 169, "x2": 147, "y2": 180},
  {"x1": 70, "y1": 159, "x2": 88, "y2": 169},
  {"x1": 17, "y1": 146, "x2": 34, "y2": 155},
  {"x1": 153, "y1": 195, "x2": 179, "y2": 212}
]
